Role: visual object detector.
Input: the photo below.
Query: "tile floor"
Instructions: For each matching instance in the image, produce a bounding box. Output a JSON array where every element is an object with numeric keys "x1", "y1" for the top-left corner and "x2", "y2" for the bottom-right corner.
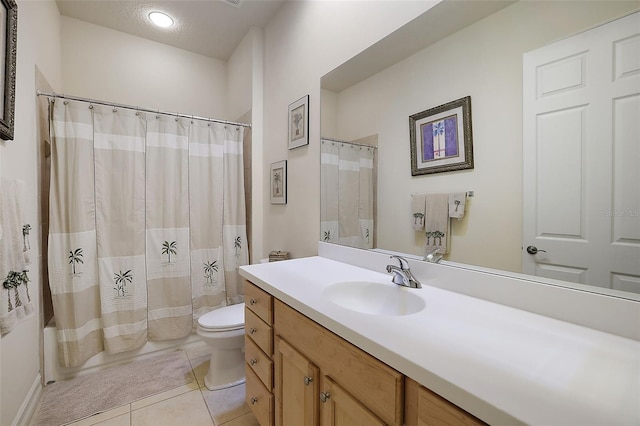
[{"x1": 34, "y1": 345, "x2": 259, "y2": 426}]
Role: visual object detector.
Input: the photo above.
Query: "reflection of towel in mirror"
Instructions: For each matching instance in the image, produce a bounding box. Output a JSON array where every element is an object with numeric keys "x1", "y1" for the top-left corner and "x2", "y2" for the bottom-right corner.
[
  {"x1": 411, "y1": 193, "x2": 426, "y2": 231},
  {"x1": 425, "y1": 194, "x2": 450, "y2": 255},
  {"x1": 448, "y1": 192, "x2": 466, "y2": 219}
]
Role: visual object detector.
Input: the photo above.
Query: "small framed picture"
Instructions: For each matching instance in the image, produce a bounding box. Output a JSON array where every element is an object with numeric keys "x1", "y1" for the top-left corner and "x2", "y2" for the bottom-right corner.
[
  {"x1": 409, "y1": 96, "x2": 474, "y2": 176},
  {"x1": 288, "y1": 95, "x2": 309, "y2": 150},
  {"x1": 270, "y1": 160, "x2": 287, "y2": 204}
]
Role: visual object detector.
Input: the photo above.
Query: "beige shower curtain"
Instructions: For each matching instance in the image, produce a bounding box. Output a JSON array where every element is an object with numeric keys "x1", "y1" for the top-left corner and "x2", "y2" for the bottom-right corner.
[
  {"x1": 48, "y1": 99, "x2": 248, "y2": 367},
  {"x1": 320, "y1": 139, "x2": 375, "y2": 249}
]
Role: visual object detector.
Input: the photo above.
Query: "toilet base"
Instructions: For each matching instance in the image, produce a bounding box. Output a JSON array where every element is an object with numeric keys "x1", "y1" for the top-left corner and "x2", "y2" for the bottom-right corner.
[
  {"x1": 204, "y1": 376, "x2": 246, "y2": 391},
  {"x1": 203, "y1": 347, "x2": 246, "y2": 391}
]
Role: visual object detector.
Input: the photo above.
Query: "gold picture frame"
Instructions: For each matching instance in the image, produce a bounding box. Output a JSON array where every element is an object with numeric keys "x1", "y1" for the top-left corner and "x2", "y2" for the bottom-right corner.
[{"x1": 0, "y1": 0, "x2": 17, "y2": 141}]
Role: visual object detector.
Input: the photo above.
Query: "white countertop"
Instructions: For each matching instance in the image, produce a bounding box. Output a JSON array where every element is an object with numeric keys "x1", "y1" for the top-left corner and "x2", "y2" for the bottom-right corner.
[{"x1": 239, "y1": 256, "x2": 640, "y2": 425}]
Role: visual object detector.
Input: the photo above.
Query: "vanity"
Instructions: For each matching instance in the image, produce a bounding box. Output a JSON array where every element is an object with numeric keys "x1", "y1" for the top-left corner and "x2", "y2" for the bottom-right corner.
[{"x1": 240, "y1": 245, "x2": 640, "y2": 425}]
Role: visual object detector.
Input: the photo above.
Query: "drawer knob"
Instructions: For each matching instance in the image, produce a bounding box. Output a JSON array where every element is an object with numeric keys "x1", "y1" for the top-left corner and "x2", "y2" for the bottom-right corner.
[
  {"x1": 303, "y1": 376, "x2": 313, "y2": 386},
  {"x1": 250, "y1": 358, "x2": 258, "y2": 366},
  {"x1": 250, "y1": 397, "x2": 258, "y2": 405},
  {"x1": 320, "y1": 392, "x2": 331, "y2": 403},
  {"x1": 249, "y1": 327, "x2": 257, "y2": 335},
  {"x1": 249, "y1": 298, "x2": 257, "y2": 305}
]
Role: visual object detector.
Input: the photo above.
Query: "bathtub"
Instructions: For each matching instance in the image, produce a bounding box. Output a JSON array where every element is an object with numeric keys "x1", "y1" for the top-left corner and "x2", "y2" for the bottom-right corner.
[{"x1": 43, "y1": 319, "x2": 205, "y2": 382}]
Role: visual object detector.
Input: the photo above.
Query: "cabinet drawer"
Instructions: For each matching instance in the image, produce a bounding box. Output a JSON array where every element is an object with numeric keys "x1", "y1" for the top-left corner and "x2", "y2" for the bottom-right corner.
[
  {"x1": 246, "y1": 307, "x2": 273, "y2": 356},
  {"x1": 274, "y1": 299, "x2": 404, "y2": 426},
  {"x1": 246, "y1": 367, "x2": 274, "y2": 426},
  {"x1": 245, "y1": 336, "x2": 274, "y2": 391},
  {"x1": 246, "y1": 281, "x2": 273, "y2": 325}
]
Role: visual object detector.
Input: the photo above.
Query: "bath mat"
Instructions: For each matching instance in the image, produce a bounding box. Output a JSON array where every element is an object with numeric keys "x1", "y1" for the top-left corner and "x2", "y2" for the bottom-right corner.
[{"x1": 34, "y1": 350, "x2": 195, "y2": 425}]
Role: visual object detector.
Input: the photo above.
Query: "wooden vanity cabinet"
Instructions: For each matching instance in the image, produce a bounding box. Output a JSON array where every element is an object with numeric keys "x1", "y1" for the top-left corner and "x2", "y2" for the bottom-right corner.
[
  {"x1": 245, "y1": 281, "x2": 275, "y2": 426},
  {"x1": 274, "y1": 299, "x2": 404, "y2": 426},
  {"x1": 245, "y1": 280, "x2": 486, "y2": 426}
]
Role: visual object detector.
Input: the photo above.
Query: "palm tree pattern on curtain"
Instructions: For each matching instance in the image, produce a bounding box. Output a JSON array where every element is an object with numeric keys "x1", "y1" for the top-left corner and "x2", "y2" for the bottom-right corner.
[
  {"x1": 68, "y1": 248, "x2": 84, "y2": 276},
  {"x1": 162, "y1": 241, "x2": 177, "y2": 264},
  {"x1": 234, "y1": 237, "x2": 242, "y2": 257},
  {"x1": 203, "y1": 260, "x2": 218, "y2": 286},
  {"x1": 113, "y1": 270, "x2": 133, "y2": 298}
]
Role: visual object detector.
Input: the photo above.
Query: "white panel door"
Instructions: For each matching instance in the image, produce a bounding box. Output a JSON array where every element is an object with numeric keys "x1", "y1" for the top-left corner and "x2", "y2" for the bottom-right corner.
[{"x1": 523, "y1": 12, "x2": 640, "y2": 293}]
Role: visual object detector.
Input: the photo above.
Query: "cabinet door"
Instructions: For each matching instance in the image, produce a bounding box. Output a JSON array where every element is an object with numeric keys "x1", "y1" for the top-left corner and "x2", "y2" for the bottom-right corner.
[
  {"x1": 405, "y1": 378, "x2": 485, "y2": 426},
  {"x1": 275, "y1": 337, "x2": 319, "y2": 426},
  {"x1": 319, "y1": 376, "x2": 385, "y2": 426}
]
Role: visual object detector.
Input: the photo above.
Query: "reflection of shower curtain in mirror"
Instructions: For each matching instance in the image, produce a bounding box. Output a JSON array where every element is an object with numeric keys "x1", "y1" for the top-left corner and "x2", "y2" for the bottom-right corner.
[{"x1": 321, "y1": 139, "x2": 374, "y2": 249}]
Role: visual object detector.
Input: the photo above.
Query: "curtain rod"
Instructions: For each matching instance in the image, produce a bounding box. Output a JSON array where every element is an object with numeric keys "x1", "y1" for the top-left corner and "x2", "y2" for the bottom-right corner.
[
  {"x1": 321, "y1": 137, "x2": 377, "y2": 150},
  {"x1": 36, "y1": 90, "x2": 252, "y2": 129}
]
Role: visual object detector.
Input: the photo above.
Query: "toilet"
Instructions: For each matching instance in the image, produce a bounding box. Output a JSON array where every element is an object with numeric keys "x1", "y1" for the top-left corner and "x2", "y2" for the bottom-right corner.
[{"x1": 196, "y1": 303, "x2": 246, "y2": 391}]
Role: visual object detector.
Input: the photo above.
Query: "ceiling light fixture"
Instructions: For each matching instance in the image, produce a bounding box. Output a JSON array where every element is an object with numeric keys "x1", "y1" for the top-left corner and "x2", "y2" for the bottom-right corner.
[{"x1": 148, "y1": 11, "x2": 174, "y2": 28}]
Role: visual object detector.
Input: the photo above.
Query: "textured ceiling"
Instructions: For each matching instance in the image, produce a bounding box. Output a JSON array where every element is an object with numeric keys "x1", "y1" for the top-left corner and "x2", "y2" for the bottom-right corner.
[{"x1": 56, "y1": 0, "x2": 285, "y2": 60}]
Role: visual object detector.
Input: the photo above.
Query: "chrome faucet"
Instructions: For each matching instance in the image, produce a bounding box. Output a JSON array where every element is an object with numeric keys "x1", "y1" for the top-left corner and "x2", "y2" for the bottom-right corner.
[
  {"x1": 386, "y1": 255, "x2": 422, "y2": 289},
  {"x1": 423, "y1": 248, "x2": 443, "y2": 263}
]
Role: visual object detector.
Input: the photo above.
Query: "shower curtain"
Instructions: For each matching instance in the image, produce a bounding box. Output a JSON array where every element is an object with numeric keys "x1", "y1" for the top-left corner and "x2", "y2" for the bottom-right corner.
[
  {"x1": 48, "y1": 99, "x2": 248, "y2": 367},
  {"x1": 320, "y1": 139, "x2": 375, "y2": 249}
]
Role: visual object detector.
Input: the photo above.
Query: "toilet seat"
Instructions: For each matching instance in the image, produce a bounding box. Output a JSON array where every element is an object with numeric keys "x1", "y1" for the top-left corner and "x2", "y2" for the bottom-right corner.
[{"x1": 198, "y1": 303, "x2": 245, "y2": 331}]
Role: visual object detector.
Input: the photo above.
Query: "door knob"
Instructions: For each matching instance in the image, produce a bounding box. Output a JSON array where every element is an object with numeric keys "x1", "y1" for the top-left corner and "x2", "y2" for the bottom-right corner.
[
  {"x1": 303, "y1": 376, "x2": 313, "y2": 386},
  {"x1": 526, "y1": 245, "x2": 547, "y2": 255},
  {"x1": 320, "y1": 392, "x2": 331, "y2": 403}
]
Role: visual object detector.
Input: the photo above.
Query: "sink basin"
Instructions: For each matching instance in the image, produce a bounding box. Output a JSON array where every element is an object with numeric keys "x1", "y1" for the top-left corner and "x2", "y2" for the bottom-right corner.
[{"x1": 323, "y1": 281, "x2": 425, "y2": 316}]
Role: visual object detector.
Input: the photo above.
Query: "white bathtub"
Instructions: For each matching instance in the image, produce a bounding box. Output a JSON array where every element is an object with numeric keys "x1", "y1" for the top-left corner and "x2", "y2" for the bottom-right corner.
[{"x1": 43, "y1": 320, "x2": 205, "y2": 382}]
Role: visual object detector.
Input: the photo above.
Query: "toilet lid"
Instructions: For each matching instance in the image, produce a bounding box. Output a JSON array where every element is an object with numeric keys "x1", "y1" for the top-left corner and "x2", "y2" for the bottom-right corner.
[{"x1": 198, "y1": 303, "x2": 245, "y2": 331}]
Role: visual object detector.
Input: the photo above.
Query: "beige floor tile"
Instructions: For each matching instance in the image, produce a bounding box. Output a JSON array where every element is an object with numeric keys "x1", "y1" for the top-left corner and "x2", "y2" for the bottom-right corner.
[
  {"x1": 131, "y1": 383, "x2": 199, "y2": 411},
  {"x1": 67, "y1": 405, "x2": 130, "y2": 426},
  {"x1": 185, "y1": 341, "x2": 211, "y2": 360},
  {"x1": 218, "y1": 412, "x2": 259, "y2": 426},
  {"x1": 92, "y1": 413, "x2": 131, "y2": 426},
  {"x1": 202, "y1": 383, "x2": 250, "y2": 425},
  {"x1": 190, "y1": 355, "x2": 211, "y2": 388},
  {"x1": 132, "y1": 389, "x2": 213, "y2": 426}
]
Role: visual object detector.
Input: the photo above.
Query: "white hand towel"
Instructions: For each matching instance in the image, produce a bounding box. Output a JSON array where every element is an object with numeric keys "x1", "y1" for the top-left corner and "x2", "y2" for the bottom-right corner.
[
  {"x1": 448, "y1": 192, "x2": 466, "y2": 219},
  {"x1": 425, "y1": 193, "x2": 450, "y2": 255},
  {"x1": 0, "y1": 178, "x2": 34, "y2": 335},
  {"x1": 411, "y1": 193, "x2": 426, "y2": 231}
]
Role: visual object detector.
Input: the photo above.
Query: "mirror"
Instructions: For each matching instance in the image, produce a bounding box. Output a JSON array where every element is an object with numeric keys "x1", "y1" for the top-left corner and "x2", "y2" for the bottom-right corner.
[{"x1": 320, "y1": 0, "x2": 640, "y2": 299}]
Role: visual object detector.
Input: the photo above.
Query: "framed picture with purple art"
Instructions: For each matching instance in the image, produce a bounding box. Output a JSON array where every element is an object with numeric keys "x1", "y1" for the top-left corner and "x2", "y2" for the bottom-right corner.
[{"x1": 409, "y1": 96, "x2": 473, "y2": 176}]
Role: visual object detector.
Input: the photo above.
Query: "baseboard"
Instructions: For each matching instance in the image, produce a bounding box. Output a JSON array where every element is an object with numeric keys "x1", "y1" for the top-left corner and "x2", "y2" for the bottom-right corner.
[{"x1": 12, "y1": 374, "x2": 42, "y2": 426}]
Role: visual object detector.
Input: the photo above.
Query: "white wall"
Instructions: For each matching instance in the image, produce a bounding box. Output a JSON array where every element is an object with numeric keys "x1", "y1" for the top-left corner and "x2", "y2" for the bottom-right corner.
[
  {"x1": 0, "y1": 1, "x2": 62, "y2": 425},
  {"x1": 61, "y1": 16, "x2": 227, "y2": 119},
  {"x1": 262, "y1": 0, "x2": 440, "y2": 259},
  {"x1": 227, "y1": 26, "x2": 265, "y2": 264},
  {"x1": 326, "y1": 1, "x2": 638, "y2": 273}
]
